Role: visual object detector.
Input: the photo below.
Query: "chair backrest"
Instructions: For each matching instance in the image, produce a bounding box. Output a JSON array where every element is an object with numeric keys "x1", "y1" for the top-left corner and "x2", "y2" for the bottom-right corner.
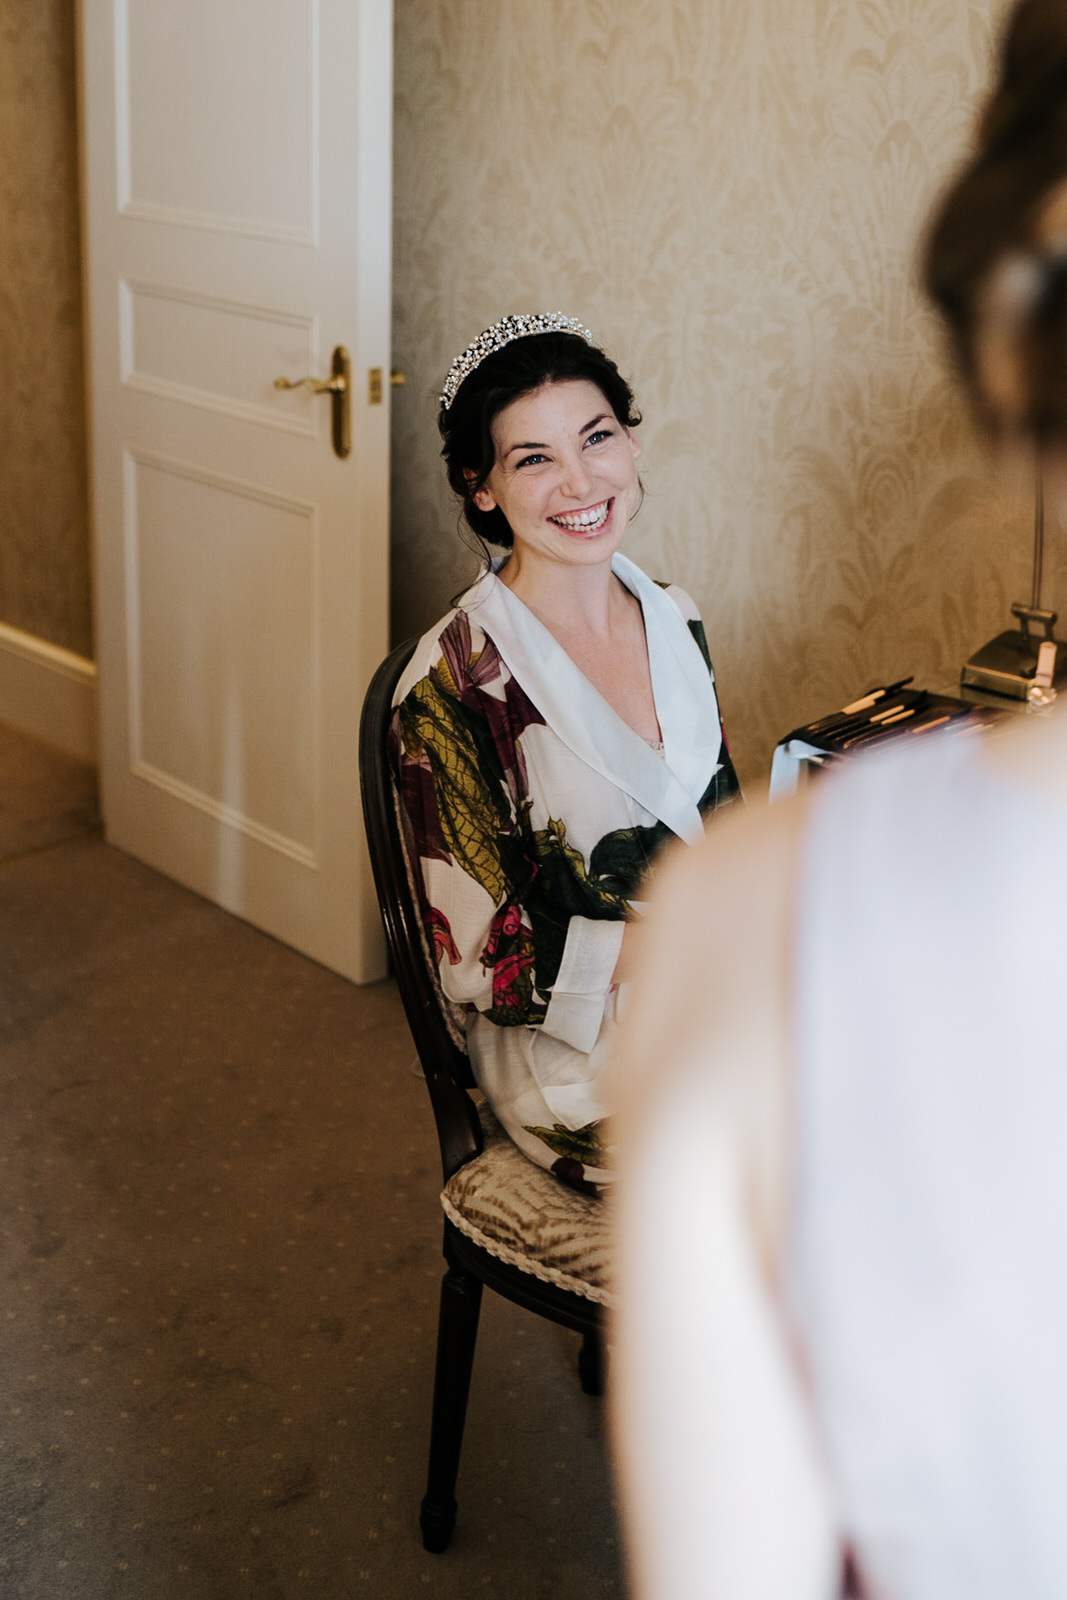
[{"x1": 359, "y1": 638, "x2": 484, "y2": 1181}]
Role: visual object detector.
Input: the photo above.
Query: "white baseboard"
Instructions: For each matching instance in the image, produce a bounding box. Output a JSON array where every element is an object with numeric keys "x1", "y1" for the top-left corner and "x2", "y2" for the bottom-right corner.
[{"x1": 0, "y1": 622, "x2": 98, "y2": 764}]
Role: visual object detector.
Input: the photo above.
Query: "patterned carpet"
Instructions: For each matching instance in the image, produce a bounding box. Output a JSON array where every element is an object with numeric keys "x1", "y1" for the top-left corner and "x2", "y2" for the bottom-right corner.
[{"x1": 0, "y1": 723, "x2": 623, "y2": 1598}]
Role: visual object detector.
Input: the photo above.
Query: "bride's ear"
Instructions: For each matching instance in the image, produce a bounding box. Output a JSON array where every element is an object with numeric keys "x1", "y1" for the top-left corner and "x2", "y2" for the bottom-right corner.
[{"x1": 465, "y1": 468, "x2": 497, "y2": 513}]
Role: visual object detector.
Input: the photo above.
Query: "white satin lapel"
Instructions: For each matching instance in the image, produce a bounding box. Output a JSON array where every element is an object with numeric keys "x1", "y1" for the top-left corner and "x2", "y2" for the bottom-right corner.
[
  {"x1": 462, "y1": 560, "x2": 720, "y2": 844},
  {"x1": 615, "y1": 556, "x2": 724, "y2": 806}
]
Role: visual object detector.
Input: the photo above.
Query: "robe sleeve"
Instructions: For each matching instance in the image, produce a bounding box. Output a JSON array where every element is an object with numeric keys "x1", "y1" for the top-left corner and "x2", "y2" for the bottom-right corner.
[
  {"x1": 543, "y1": 916, "x2": 625, "y2": 1053},
  {"x1": 390, "y1": 629, "x2": 623, "y2": 1049}
]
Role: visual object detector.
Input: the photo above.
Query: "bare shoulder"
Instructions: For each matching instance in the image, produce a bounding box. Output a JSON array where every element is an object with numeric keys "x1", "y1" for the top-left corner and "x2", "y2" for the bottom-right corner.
[
  {"x1": 617, "y1": 794, "x2": 809, "y2": 1261},
  {"x1": 657, "y1": 579, "x2": 701, "y2": 622},
  {"x1": 623, "y1": 795, "x2": 807, "y2": 1083}
]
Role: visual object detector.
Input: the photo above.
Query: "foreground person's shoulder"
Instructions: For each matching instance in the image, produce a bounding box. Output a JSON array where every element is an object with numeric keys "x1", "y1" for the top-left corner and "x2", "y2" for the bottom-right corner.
[
  {"x1": 622, "y1": 795, "x2": 807, "y2": 1082},
  {"x1": 663, "y1": 791, "x2": 807, "y2": 930},
  {"x1": 658, "y1": 580, "x2": 700, "y2": 617}
]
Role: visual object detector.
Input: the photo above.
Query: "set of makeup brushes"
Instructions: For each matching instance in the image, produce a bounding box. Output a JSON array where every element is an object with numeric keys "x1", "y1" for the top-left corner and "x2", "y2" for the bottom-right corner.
[{"x1": 788, "y1": 677, "x2": 995, "y2": 756}]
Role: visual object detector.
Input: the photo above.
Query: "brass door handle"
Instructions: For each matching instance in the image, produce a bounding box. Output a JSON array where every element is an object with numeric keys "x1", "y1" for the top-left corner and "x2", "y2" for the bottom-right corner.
[
  {"x1": 274, "y1": 373, "x2": 345, "y2": 395},
  {"x1": 273, "y1": 344, "x2": 350, "y2": 459}
]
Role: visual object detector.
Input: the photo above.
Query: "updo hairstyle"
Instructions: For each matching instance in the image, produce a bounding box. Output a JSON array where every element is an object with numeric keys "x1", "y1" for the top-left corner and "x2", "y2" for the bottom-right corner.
[
  {"x1": 924, "y1": 0, "x2": 1067, "y2": 444},
  {"x1": 438, "y1": 331, "x2": 642, "y2": 549}
]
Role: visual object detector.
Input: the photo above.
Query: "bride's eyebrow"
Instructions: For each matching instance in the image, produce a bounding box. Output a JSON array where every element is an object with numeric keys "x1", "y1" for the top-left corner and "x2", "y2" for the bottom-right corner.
[
  {"x1": 581, "y1": 414, "x2": 612, "y2": 434},
  {"x1": 502, "y1": 439, "x2": 548, "y2": 459}
]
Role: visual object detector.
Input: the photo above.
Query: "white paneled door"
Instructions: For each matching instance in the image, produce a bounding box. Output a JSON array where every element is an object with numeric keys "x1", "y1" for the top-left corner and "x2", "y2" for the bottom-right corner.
[{"x1": 80, "y1": 0, "x2": 391, "y2": 982}]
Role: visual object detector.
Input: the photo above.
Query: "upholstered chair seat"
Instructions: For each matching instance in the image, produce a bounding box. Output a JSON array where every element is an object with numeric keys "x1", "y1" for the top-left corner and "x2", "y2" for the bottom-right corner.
[{"x1": 442, "y1": 1103, "x2": 616, "y2": 1306}]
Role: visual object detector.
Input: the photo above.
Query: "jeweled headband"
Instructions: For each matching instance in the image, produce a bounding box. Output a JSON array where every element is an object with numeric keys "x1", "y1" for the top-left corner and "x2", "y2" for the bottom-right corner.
[{"x1": 439, "y1": 312, "x2": 593, "y2": 410}]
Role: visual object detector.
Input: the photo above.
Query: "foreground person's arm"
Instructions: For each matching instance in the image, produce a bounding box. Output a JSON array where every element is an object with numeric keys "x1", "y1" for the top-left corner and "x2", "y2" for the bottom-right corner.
[{"x1": 611, "y1": 797, "x2": 838, "y2": 1600}]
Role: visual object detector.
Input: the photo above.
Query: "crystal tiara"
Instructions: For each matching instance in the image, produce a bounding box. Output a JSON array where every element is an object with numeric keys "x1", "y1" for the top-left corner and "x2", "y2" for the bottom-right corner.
[{"x1": 439, "y1": 312, "x2": 593, "y2": 410}]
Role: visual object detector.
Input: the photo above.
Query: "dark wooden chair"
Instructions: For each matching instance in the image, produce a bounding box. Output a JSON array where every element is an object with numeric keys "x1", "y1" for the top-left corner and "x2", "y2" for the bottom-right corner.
[{"x1": 359, "y1": 638, "x2": 612, "y2": 1554}]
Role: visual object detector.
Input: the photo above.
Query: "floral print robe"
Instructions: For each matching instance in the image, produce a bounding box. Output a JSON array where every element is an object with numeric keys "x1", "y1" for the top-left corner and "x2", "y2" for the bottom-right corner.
[{"x1": 390, "y1": 554, "x2": 740, "y2": 1191}]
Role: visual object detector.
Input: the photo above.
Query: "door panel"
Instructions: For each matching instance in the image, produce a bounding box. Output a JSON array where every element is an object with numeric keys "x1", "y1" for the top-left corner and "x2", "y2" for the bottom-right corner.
[
  {"x1": 127, "y1": 450, "x2": 318, "y2": 854},
  {"x1": 121, "y1": 0, "x2": 315, "y2": 239},
  {"x1": 120, "y1": 280, "x2": 320, "y2": 434}
]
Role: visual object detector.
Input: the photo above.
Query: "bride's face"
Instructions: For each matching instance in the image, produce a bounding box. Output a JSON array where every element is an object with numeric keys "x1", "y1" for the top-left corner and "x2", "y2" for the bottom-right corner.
[{"x1": 472, "y1": 379, "x2": 640, "y2": 577}]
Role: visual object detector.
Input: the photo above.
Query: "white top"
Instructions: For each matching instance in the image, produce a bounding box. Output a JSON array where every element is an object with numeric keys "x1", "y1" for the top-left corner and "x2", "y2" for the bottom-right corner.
[{"x1": 788, "y1": 731, "x2": 1067, "y2": 1598}]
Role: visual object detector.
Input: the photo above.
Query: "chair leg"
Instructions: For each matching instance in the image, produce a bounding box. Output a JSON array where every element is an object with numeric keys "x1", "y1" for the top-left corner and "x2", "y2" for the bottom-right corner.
[
  {"x1": 420, "y1": 1261, "x2": 484, "y2": 1553},
  {"x1": 577, "y1": 1327, "x2": 604, "y2": 1396}
]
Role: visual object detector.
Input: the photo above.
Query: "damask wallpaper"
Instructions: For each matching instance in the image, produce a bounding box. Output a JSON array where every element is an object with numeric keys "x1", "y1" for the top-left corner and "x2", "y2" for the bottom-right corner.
[
  {"x1": 0, "y1": 0, "x2": 91, "y2": 659},
  {"x1": 392, "y1": 0, "x2": 1050, "y2": 785}
]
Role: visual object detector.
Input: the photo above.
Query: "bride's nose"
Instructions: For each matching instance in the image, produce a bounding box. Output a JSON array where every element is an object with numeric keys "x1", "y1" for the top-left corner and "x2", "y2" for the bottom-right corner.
[{"x1": 558, "y1": 450, "x2": 594, "y2": 500}]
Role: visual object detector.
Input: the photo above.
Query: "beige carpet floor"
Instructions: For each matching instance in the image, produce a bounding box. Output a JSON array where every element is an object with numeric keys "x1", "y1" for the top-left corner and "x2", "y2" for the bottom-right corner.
[{"x1": 0, "y1": 722, "x2": 624, "y2": 1598}]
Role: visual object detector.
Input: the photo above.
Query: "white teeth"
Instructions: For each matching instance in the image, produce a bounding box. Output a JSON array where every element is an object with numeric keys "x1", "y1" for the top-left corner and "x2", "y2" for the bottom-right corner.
[{"x1": 551, "y1": 501, "x2": 609, "y2": 531}]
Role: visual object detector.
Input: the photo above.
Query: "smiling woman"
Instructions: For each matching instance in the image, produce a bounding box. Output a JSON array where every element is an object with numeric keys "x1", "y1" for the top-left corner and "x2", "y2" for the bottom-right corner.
[{"x1": 388, "y1": 315, "x2": 741, "y2": 1191}]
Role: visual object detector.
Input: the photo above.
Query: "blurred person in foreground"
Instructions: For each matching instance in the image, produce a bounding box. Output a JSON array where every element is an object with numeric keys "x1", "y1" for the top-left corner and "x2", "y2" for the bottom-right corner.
[{"x1": 611, "y1": 2, "x2": 1067, "y2": 1595}]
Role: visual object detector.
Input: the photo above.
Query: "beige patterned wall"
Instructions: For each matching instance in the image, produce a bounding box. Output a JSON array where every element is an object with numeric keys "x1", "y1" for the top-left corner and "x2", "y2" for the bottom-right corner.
[
  {"x1": 392, "y1": 0, "x2": 1054, "y2": 787},
  {"x1": 0, "y1": 0, "x2": 91, "y2": 659}
]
